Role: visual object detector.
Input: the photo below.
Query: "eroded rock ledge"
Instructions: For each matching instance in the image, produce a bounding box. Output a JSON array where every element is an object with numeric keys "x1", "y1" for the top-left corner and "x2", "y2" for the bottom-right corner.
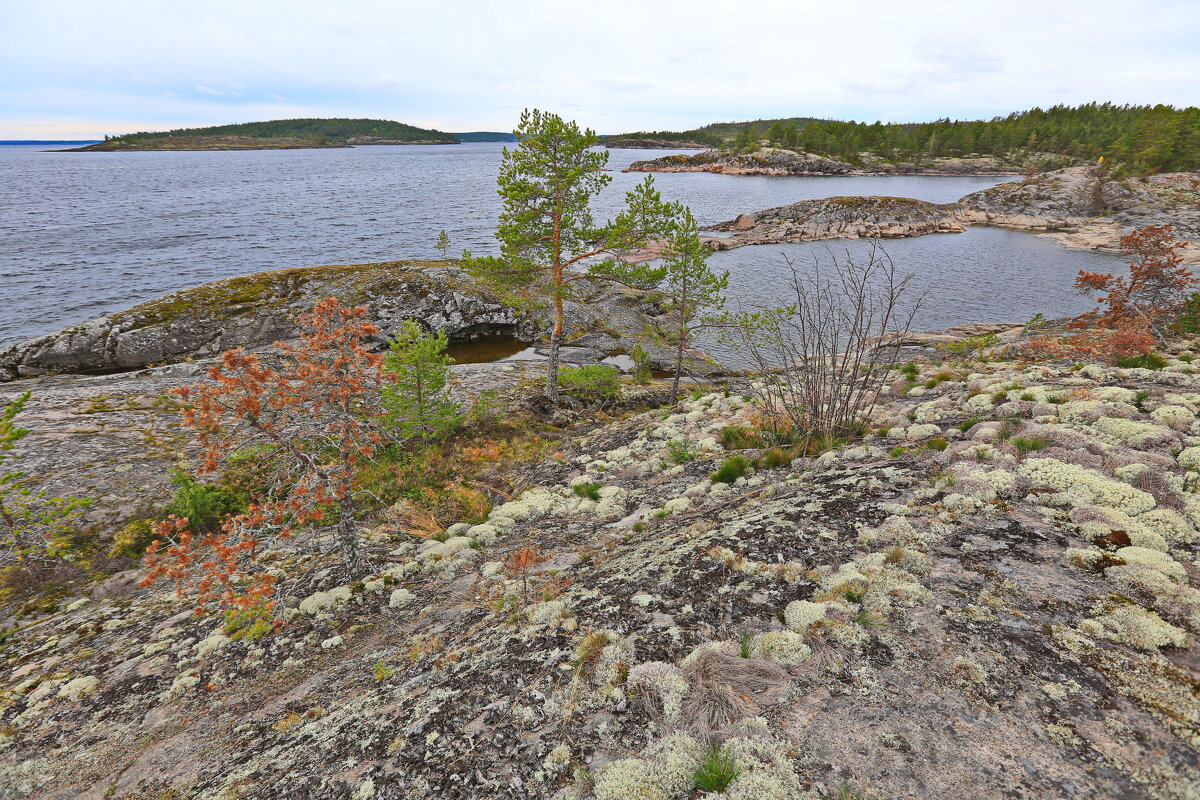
[
  {"x1": 626, "y1": 147, "x2": 1025, "y2": 177},
  {"x1": 0, "y1": 261, "x2": 669, "y2": 380},
  {"x1": 627, "y1": 148, "x2": 855, "y2": 176},
  {"x1": 702, "y1": 196, "x2": 965, "y2": 250},
  {"x1": 959, "y1": 166, "x2": 1200, "y2": 262}
]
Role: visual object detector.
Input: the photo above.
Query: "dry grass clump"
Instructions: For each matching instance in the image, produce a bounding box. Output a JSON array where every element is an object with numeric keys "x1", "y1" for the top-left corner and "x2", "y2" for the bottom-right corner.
[{"x1": 679, "y1": 648, "x2": 792, "y2": 735}]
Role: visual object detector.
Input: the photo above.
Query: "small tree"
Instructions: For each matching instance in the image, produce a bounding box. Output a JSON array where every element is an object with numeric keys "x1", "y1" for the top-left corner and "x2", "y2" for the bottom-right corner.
[
  {"x1": 0, "y1": 391, "x2": 91, "y2": 570},
  {"x1": 382, "y1": 320, "x2": 461, "y2": 443},
  {"x1": 144, "y1": 298, "x2": 386, "y2": 610},
  {"x1": 1075, "y1": 224, "x2": 1196, "y2": 341},
  {"x1": 465, "y1": 109, "x2": 677, "y2": 401},
  {"x1": 653, "y1": 208, "x2": 730, "y2": 402},
  {"x1": 435, "y1": 229, "x2": 452, "y2": 260}
]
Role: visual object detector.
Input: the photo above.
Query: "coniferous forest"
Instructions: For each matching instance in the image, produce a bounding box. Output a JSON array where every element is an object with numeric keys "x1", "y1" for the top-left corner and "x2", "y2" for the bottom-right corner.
[{"x1": 612, "y1": 103, "x2": 1200, "y2": 172}]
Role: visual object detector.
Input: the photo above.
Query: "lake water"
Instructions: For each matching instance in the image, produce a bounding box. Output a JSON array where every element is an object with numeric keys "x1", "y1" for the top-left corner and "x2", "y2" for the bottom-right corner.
[{"x1": 0, "y1": 142, "x2": 1123, "y2": 346}]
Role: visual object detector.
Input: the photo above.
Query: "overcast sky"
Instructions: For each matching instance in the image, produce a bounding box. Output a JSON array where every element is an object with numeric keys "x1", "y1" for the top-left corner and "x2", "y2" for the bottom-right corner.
[{"x1": 3, "y1": 0, "x2": 1198, "y2": 139}]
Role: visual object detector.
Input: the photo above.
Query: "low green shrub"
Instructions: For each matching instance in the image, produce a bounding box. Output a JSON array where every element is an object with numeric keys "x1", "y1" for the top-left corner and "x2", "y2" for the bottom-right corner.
[
  {"x1": 630, "y1": 344, "x2": 653, "y2": 384},
  {"x1": 666, "y1": 439, "x2": 699, "y2": 465},
  {"x1": 558, "y1": 365, "x2": 622, "y2": 403},
  {"x1": 711, "y1": 455, "x2": 751, "y2": 484},
  {"x1": 720, "y1": 425, "x2": 764, "y2": 450},
  {"x1": 1012, "y1": 435, "x2": 1048, "y2": 455},
  {"x1": 757, "y1": 447, "x2": 794, "y2": 468},
  {"x1": 572, "y1": 481, "x2": 603, "y2": 501},
  {"x1": 1116, "y1": 352, "x2": 1168, "y2": 370},
  {"x1": 163, "y1": 470, "x2": 245, "y2": 533}
]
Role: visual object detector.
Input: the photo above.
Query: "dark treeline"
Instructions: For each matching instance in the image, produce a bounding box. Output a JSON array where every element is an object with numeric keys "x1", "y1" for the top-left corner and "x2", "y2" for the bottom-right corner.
[
  {"x1": 617, "y1": 104, "x2": 1200, "y2": 173},
  {"x1": 109, "y1": 118, "x2": 457, "y2": 144}
]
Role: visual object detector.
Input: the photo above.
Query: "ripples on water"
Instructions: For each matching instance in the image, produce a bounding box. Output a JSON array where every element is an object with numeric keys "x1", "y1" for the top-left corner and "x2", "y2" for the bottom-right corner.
[{"x1": 0, "y1": 143, "x2": 1125, "y2": 345}]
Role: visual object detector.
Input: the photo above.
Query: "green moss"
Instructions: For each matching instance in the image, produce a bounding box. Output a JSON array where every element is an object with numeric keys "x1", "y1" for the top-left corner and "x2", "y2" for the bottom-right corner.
[{"x1": 106, "y1": 260, "x2": 460, "y2": 331}]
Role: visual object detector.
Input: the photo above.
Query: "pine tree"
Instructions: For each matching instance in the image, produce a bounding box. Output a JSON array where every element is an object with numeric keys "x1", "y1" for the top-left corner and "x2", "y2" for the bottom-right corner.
[
  {"x1": 381, "y1": 320, "x2": 461, "y2": 443},
  {"x1": 654, "y1": 209, "x2": 730, "y2": 401},
  {"x1": 435, "y1": 229, "x2": 451, "y2": 260},
  {"x1": 464, "y1": 109, "x2": 677, "y2": 401}
]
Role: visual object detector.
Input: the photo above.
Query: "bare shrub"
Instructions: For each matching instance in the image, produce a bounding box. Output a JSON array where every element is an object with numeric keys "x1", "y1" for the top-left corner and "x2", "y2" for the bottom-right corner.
[{"x1": 733, "y1": 244, "x2": 923, "y2": 446}]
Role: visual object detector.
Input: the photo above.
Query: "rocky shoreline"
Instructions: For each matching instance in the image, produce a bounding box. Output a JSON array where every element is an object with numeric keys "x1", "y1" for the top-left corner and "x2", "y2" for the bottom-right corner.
[
  {"x1": 626, "y1": 147, "x2": 1026, "y2": 177},
  {"x1": 601, "y1": 138, "x2": 710, "y2": 150},
  {"x1": 959, "y1": 166, "x2": 1200, "y2": 262},
  {"x1": 681, "y1": 166, "x2": 1199, "y2": 260},
  {"x1": 702, "y1": 196, "x2": 965, "y2": 249},
  {"x1": 0, "y1": 261, "x2": 690, "y2": 381}
]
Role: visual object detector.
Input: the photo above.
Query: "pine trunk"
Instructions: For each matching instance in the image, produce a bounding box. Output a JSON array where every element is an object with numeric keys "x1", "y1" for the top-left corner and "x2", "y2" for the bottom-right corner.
[
  {"x1": 336, "y1": 496, "x2": 364, "y2": 578},
  {"x1": 546, "y1": 294, "x2": 564, "y2": 402}
]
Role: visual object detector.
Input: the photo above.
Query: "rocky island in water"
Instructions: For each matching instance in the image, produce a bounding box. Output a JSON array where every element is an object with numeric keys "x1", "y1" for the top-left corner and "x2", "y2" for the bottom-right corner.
[{"x1": 66, "y1": 118, "x2": 460, "y2": 152}]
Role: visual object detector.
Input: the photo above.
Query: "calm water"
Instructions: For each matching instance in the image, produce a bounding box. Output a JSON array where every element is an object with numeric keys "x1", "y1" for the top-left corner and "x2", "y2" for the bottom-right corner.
[{"x1": 0, "y1": 142, "x2": 1122, "y2": 346}]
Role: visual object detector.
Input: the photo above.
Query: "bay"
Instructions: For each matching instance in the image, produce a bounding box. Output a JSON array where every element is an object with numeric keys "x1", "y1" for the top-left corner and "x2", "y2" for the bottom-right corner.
[{"x1": 0, "y1": 142, "x2": 1122, "y2": 346}]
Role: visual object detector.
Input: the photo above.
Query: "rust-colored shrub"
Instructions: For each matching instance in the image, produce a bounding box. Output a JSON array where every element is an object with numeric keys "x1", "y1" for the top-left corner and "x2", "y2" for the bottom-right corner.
[{"x1": 143, "y1": 298, "x2": 386, "y2": 612}]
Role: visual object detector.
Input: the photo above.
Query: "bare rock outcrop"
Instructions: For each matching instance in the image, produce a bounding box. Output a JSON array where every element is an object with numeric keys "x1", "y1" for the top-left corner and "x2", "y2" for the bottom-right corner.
[
  {"x1": 960, "y1": 166, "x2": 1200, "y2": 261},
  {"x1": 627, "y1": 147, "x2": 855, "y2": 176},
  {"x1": 0, "y1": 262, "x2": 674, "y2": 381},
  {"x1": 702, "y1": 195, "x2": 965, "y2": 249}
]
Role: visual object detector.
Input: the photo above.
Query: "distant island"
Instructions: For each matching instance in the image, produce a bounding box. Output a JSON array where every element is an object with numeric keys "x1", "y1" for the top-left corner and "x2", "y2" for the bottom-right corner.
[
  {"x1": 452, "y1": 132, "x2": 517, "y2": 142},
  {"x1": 65, "y1": 118, "x2": 459, "y2": 151}
]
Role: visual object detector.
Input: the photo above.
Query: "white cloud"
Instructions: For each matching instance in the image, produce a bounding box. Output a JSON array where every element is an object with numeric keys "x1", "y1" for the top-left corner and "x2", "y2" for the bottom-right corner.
[{"x1": 1, "y1": 0, "x2": 1197, "y2": 138}]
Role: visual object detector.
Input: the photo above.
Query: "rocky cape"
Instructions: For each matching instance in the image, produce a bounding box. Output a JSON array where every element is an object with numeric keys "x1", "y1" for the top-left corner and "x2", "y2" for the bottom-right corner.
[
  {"x1": 626, "y1": 147, "x2": 1026, "y2": 177},
  {"x1": 4, "y1": 335, "x2": 1200, "y2": 798},
  {"x1": 601, "y1": 138, "x2": 710, "y2": 150},
  {"x1": 64, "y1": 136, "x2": 354, "y2": 152},
  {"x1": 0, "y1": 261, "x2": 679, "y2": 381},
  {"x1": 691, "y1": 167, "x2": 1199, "y2": 259},
  {"x1": 959, "y1": 166, "x2": 1200, "y2": 262},
  {"x1": 702, "y1": 196, "x2": 965, "y2": 250}
]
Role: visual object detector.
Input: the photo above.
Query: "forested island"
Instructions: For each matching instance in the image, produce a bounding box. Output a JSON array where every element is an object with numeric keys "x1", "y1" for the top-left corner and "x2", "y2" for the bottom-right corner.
[
  {"x1": 67, "y1": 118, "x2": 459, "y2": 151},
  {"x1": 613, "y1": 103, "x2": 1200, "y2": 174}
]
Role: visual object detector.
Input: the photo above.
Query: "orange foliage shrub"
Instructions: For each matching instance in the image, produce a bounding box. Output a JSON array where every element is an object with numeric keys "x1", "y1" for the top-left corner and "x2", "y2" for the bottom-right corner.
[
  {"x1": 1028, "y1": 225, "x2": 1194, "y2": 363},
  {"x1": 143, "y1": 298, "x2": 386, "y2": 612}
]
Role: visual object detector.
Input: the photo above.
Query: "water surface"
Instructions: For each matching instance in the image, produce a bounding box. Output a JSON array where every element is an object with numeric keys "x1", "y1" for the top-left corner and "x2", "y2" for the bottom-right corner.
[{"x1": 0, "y1": 143, "x2": 1123, "y2": 345}]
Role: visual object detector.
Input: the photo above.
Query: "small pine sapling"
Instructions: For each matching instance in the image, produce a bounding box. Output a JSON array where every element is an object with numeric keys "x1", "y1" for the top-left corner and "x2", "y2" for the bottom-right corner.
[{"x1": 382, "y1": 320, "x2": 461, "y2": 444}]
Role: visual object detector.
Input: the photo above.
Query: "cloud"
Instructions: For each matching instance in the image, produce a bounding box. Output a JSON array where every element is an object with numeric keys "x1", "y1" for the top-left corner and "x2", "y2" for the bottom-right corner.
[{"x1": 1, "y1": 0, "x2": 1198, "y2": 137}]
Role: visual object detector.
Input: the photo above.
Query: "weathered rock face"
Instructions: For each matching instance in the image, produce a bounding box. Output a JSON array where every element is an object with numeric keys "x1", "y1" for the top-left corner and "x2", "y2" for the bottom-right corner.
[
  {"x1": 0, "y1": 261, "x2": 524, "y2": 379},
  {"x1": 702, "y1": 196, "x2": 965, "y2": 249},
  {"x1": 0, "y1": 261, "x2": 683, "y2": 381},
  {"x1": 601, "y1": 138, "x2": 709, "y2": 150},
  {"x1": 626, "y1": 147, "x2": 855, "y2": 176},
  {"x1": 5, "y1": 347, "x2": 1200, "y2": 799},
  {"x1": 959, "y1": 166, "x2": 1200, "y2": 262}
]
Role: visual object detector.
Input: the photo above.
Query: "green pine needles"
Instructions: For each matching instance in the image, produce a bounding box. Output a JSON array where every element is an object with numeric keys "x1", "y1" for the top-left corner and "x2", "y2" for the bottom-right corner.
[
  {"x1": 381, "y1": 320, "x2": 461, "y2": 444},
  {"x1": 464, "y1": 108, "x2": 691, "y2": 402}
]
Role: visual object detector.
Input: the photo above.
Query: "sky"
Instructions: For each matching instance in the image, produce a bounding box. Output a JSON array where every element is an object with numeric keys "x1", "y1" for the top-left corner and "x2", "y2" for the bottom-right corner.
[{"x1": 3, "y1": 0, "x2": 1199, "y2": 140}]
